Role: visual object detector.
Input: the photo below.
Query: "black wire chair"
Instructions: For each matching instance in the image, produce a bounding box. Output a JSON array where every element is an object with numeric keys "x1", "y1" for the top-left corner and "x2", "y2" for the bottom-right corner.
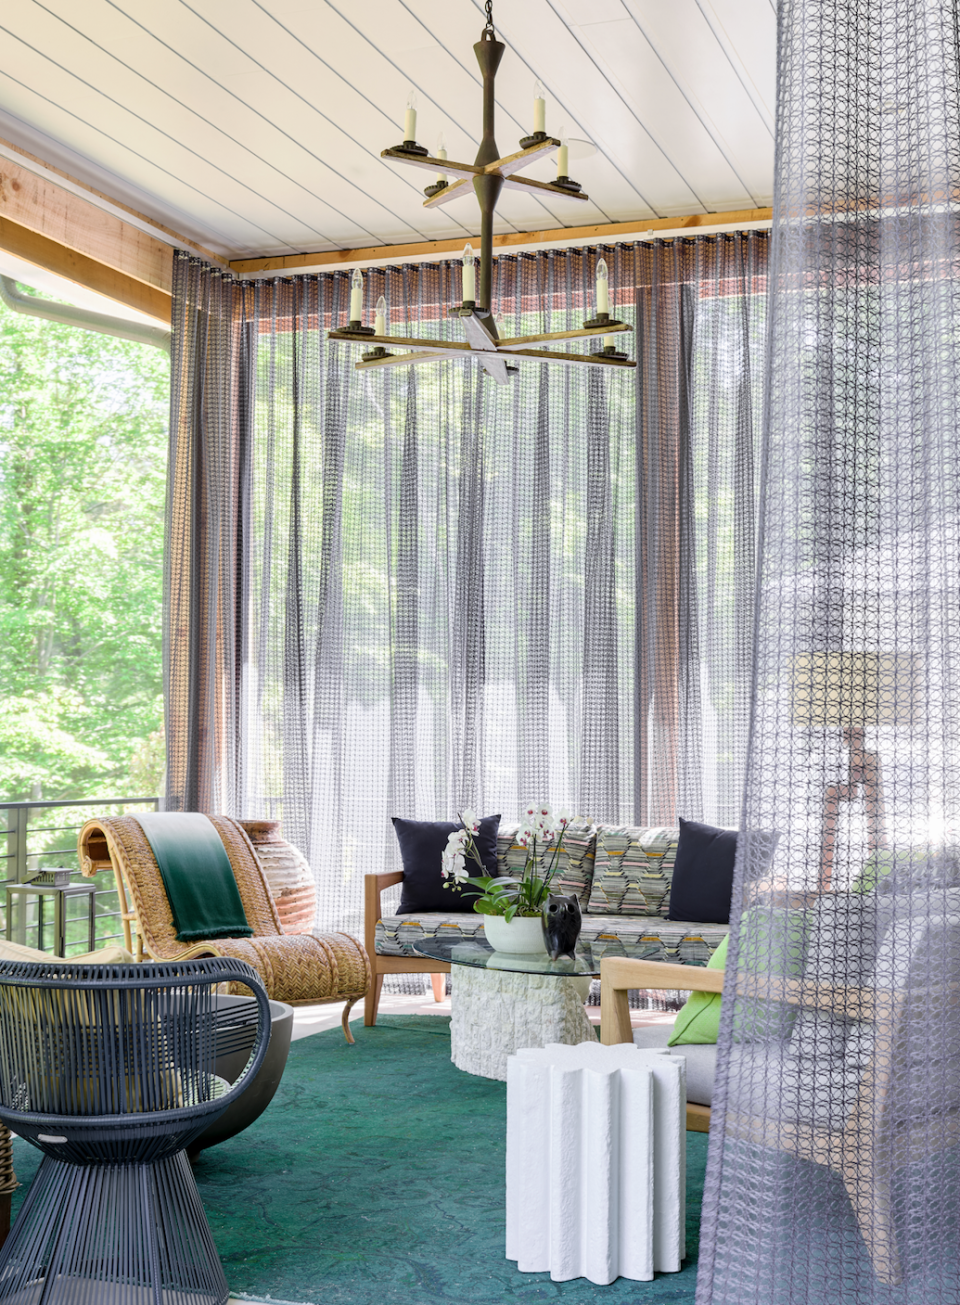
[{"x1": 0, "y1": 957, "x2": 271, "y2": 1305}]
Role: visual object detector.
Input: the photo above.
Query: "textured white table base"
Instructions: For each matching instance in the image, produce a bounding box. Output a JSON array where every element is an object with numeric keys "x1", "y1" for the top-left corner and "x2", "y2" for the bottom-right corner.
[
  {"x1": 506, "y1": 1042, "x2": 686, "y2": 1284},
  {"x1": 449, "y1": 966, "x2": 595, "y2": 1081}
]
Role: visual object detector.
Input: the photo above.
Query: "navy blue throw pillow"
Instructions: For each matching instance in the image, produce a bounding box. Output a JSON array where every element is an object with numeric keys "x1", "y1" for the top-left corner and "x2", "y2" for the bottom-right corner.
[
  {"x1": 667, "y1": 819, "x2": 778, "y2": 924},
  {"x1": 394, "y1": 815, "x2": 500, "y2": 915},
  {"x1": 667, "y1": 818, "x2": 740, "y2": 924}
]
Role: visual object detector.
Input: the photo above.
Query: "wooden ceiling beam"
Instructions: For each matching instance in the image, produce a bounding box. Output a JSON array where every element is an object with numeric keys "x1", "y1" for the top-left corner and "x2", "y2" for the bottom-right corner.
[
  {"x1": 0, "y1": 216, "x2": 171, "y2": 323},
  {"x1": 0, "y1": 151, "x2": 174, "y2": 299},
  {"x1": 230, "y1": 207, "x2": 773, "y2": 276}
]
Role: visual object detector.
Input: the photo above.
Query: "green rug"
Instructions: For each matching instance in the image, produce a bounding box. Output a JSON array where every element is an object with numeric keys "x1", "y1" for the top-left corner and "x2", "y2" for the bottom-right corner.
[{"x1": 11, "y1": 1016, "x2": 705, "y2": 1304}]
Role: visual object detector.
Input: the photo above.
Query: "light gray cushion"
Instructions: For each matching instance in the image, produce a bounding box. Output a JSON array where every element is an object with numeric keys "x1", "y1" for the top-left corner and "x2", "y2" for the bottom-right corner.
[{"x1": 632, "y1": 1024, "x2": 716, "y2": 1106}]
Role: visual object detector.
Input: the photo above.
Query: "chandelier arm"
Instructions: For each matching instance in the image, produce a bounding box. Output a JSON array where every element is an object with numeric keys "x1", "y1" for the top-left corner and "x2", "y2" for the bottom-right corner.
[
  {"x1": 329, "y1": 330, "x2": 472, "y2": 355},
  {"x1": 422, "y1": 178, "x2": 474, "y2": 209},
  {"x1": 355, "y1": 350, "x2": 453, "y2": 372},
  {"x1": 501, "y1": 175, "x2": 589, "y2": 201},
  {"x1": 490, "y1": 141, "x2": 561, "y2": 176},
  {"x1": 380, "y1": 149, "x2": 482, "y2": 179},
  {"x1": 500, "y1": 347, "x2": 637, "y2": 369},
  {"x1": 495, "y1": 323, "x2": 632, "y2": 350}
]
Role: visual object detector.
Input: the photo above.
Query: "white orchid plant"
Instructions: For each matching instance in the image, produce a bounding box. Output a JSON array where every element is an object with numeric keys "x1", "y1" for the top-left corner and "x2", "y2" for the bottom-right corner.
[{"x1": 441, "y1": 803, "x2": 573, "y2": 919}]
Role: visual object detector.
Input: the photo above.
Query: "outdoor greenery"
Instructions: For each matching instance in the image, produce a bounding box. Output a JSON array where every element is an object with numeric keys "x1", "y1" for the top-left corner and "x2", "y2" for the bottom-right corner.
[{"x1": 0, "y1": 290, "x2": 169, "y2": 805}]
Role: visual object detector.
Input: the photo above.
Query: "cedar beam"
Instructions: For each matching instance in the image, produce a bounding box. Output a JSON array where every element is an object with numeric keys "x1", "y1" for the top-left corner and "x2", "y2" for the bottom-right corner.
[
  {"x1": 231, "y1": 208, "x2": 773, "y2": 276},
  {"x1": 0, "y1": 152, "x2": 174, "y2": 300},
  {"x1": 0, "y1": 216, "x2": 171, "y2": 323}
]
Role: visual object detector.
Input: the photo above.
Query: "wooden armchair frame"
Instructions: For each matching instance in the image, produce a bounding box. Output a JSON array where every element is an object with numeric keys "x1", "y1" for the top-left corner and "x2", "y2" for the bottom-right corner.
[
  {"x1": 600, "y1": 957, "x2": 723, "y2": 1134},
  {"x1": 364, "y1": 872, "x2": 449, "y2": 1025},
  {"x1": 600, "y1": 954, "x2": 960, "y2": 1286}
]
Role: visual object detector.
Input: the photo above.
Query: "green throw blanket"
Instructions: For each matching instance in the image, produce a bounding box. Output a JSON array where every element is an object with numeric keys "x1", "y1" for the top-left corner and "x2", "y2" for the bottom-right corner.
[{"x1": 137, "y1": 813, "x2": 253, "y2": 942}]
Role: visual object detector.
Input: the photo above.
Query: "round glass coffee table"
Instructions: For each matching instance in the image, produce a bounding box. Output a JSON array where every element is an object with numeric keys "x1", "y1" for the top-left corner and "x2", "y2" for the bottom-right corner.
[{"x1": 412, "y1": 936, "x2": 600, "y2": 1081}]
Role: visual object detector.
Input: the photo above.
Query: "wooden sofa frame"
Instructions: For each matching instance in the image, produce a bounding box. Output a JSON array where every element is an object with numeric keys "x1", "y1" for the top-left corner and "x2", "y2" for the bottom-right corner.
[{"x1": 364, "y1": 872, "x2": 450, "y2": 1024}]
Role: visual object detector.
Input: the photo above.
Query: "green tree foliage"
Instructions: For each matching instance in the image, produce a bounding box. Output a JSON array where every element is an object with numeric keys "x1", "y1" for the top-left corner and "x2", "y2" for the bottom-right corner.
[{"x1": 0, "y1": 292, "x2": 169, "y2": 801}]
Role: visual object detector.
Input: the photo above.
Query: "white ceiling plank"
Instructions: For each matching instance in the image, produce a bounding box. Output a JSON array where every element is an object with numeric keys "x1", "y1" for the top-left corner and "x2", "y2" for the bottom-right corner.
[
  {"x1": 0, "y1": 9, "x2": 376, "y2": 248},
  {"x1": 565, "y1": 16, "x2": 755, "y2": 211},
  {"x1": 0, "y1": 0, "x2": 775, "y2": 259},
  {"x1": 187, "y1": 0, "x2": 498, "y2": 241},
  {"x1": 477, "y1": 0, "x2": 707, "y2": 217},
  {"x1": 36, "y1": 0, "x2": 447, "y2": 245},
  {"x1": 696, "y1": 0, "x2": 777, "y2": 130},
  {"x1": 0, "y1": 73, "x2": 304, "y2": 254},
  {"x1": 622, "y1": 0, "x2": 773, "y2": 201}
]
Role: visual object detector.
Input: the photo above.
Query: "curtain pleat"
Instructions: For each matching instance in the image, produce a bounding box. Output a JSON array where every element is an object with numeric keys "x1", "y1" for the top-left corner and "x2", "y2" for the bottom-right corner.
[{"x1": 165, "y1": 236, "x2": 767, "y2": 933}]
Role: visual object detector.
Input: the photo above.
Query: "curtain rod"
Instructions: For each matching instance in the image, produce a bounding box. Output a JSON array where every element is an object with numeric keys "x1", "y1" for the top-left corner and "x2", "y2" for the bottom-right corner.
[{"x1": 230, "y1": 212, "x2": 772, "y2": 278}]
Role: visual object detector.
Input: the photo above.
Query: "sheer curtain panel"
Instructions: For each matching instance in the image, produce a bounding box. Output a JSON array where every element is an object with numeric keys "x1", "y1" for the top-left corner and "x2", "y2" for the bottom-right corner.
[
  {"x1": 165, "y1": 237, "x2": 767, "y2": 935},
  {"x1": 697, "y1": 2, "x2": 960, "y2": 1302}
]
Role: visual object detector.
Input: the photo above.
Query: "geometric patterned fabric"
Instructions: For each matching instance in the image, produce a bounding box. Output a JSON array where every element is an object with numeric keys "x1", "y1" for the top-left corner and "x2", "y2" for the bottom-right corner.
[
  {"x1": 585, "y1": 825, "x2": 679, "y2": 916},
  {"x1": 495, "y1": 821, "x2": 598, "y2": 904}
]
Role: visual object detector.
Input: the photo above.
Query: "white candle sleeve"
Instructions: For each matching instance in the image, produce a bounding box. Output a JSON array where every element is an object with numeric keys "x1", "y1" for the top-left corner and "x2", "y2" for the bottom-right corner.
[
  {"x1": 350, "y1": 272, "x2": 363, "y2": 322},
  {"x1": 557, "y1": 142, "x2": 568, "y2": 177},
  {"x1": 462, "y1": 246, "x2": 476, "y2": 302},
  {"x1": 597, "y1": 276, "x2": 609, "y2": 314},
  {"x1": 534, "y1": 97, "x2": 545, "y2": 134}
]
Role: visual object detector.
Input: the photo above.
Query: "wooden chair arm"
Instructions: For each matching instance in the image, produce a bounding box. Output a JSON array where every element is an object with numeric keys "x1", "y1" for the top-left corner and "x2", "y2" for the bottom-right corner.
[
  {"x1": 364, "y1": 872, "x2": 404, "y2": 962},
  {"x1": 599, "y1": 957, "x2": 724, "y2": 1045}
]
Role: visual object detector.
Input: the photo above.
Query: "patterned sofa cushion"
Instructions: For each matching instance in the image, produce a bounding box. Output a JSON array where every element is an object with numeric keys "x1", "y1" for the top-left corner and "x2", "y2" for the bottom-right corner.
[
  {"x1": 495, "y1": 820, "x2": 598, "y2": 903},
  {"x1": 586, "y1": 825, "x2": 680, "y2": 916},
  {"x1": 374, "y1": 910, "x2": 727, "y2": 967}
]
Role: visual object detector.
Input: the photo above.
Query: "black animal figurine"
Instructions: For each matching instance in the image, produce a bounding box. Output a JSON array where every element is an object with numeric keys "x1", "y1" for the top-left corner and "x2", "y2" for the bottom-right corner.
[{"x1": 542, "y1": 892, "x2": 582, "y2": 962}]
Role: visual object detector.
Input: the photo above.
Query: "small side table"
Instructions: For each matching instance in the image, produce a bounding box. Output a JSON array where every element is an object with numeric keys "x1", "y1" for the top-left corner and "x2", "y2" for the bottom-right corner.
[
  {"x1": 506, "y1": 1041, "x2": 686, "y2": 1284},
  {"x1": 5, "y1": 880, "x2": 98, "y2": 957}
]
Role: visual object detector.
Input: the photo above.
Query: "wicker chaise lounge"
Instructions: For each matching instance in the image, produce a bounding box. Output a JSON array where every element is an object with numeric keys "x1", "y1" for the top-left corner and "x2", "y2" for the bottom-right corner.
[{"x1": 79, "y1": 814, "x2": 370, "y2": 1042}]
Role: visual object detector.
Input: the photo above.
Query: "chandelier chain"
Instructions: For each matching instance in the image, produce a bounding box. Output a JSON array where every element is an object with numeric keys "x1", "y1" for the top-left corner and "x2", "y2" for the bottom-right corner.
[{"x1": 484, "y1": 0, "x2": 495, "y2": 35}]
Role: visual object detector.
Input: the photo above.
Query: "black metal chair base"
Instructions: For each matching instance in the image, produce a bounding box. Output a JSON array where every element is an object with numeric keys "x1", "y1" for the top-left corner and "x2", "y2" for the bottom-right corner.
[{"x1": 0, "y1": 1152, "x2": 228, "y2": 1304}]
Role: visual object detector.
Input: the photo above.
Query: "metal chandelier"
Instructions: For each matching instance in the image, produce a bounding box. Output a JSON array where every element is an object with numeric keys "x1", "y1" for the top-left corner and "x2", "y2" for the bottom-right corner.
[{"x1": 327, "y1": 0, "x2": 636, "y2": 384}]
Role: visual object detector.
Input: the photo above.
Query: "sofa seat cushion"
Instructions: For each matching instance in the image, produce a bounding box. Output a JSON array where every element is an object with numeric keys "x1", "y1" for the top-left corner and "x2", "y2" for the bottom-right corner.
[
  {"x1": 586, "y1": 826, "x2": 680, "y2": 916},
  {"x1": 632, "y1": 1024, "x2": 716, "y2": 1106},
  {"x1": 375, "y1": 911, "x2": 728, "y2": 964}
]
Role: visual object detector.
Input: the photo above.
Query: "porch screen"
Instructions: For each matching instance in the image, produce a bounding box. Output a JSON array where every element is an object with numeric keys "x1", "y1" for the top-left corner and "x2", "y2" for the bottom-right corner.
[
  {"x1": 697, "y1": 0, "x2": 960, "y2": 1301},
  {"x1": 164, "y1": 236, "x2": 766, "y2": 936}
]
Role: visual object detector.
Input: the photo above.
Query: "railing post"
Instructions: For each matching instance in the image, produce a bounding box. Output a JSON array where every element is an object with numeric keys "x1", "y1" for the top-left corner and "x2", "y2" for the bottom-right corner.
[{"x1": 13, "y1": 807, "x2": 27, "y2": 885}]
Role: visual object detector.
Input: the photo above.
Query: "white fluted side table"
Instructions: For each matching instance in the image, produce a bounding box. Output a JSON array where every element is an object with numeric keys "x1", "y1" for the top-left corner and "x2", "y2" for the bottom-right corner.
[{"x1": 506, "y1": 1042, "x2": 686, "y2": 1284}]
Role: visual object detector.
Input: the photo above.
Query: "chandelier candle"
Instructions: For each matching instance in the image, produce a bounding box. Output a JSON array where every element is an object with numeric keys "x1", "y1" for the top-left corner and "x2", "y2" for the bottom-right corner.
[
  {"x1": 404, "y1": 91, "x2": 417, "y2": 143},
  {"x1": 374, "y1": 295, "x2": 387, "y2": 337},
  {"x1": 596, "y1": 258, "x2": 610, "y2": 314},
  {"x1": 436, "y1": 132, "x2": 448, "y2": 184},
  {"x1": 349, "y1": 269, "x2": 363, "y2": 324},
  {"x1": 533, "y1": 79, "x2": 546, "y2": 134},
  {"x1": 557, "y1": 129, "x2": 569, "y2": 179},
  {"x1": 462, "y1": 244, "x2": 476, "y2": 304}
]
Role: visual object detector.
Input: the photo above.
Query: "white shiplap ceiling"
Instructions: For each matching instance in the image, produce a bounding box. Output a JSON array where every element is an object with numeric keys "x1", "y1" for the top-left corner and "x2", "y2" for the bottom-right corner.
[{"x1": 0, "y1": 0, "x2": 776, "y2": 260}]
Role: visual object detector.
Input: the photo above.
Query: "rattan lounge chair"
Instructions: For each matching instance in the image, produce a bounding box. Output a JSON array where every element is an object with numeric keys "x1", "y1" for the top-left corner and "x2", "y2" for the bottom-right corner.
[{"x1": 79, "y1": 814, "x2": 370, "y2": 1043}]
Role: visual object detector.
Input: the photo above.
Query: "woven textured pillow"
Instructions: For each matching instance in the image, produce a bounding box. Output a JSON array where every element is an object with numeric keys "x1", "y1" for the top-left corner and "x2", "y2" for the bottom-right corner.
[
  {"x1": 495, "y1": 821, "x2": 598, "y2": 903},
  {"x1": 586, "y1": 825, "x2": 680, "y2": 916}
]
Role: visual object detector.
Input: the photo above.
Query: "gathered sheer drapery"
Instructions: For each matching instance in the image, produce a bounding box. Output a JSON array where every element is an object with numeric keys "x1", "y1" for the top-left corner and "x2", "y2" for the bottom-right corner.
[
  {"x1": 165, "y1": 235, "x2": 767, "y2": 933},
  {"x1": 697, "y1": 1, "x2": 960, "y2": 1301}
]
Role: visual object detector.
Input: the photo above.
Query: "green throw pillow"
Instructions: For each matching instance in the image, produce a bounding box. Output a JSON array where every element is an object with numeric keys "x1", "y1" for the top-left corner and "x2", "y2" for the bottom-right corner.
[{"x1": 667, "y1": 934, "x2": 728, "y2": 1046}]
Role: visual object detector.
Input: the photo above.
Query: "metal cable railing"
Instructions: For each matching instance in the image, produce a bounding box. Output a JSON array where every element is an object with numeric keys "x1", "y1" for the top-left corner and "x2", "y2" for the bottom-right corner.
[{"x1": 0, "y1": 797, "x2": 160, "y2": 955}]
